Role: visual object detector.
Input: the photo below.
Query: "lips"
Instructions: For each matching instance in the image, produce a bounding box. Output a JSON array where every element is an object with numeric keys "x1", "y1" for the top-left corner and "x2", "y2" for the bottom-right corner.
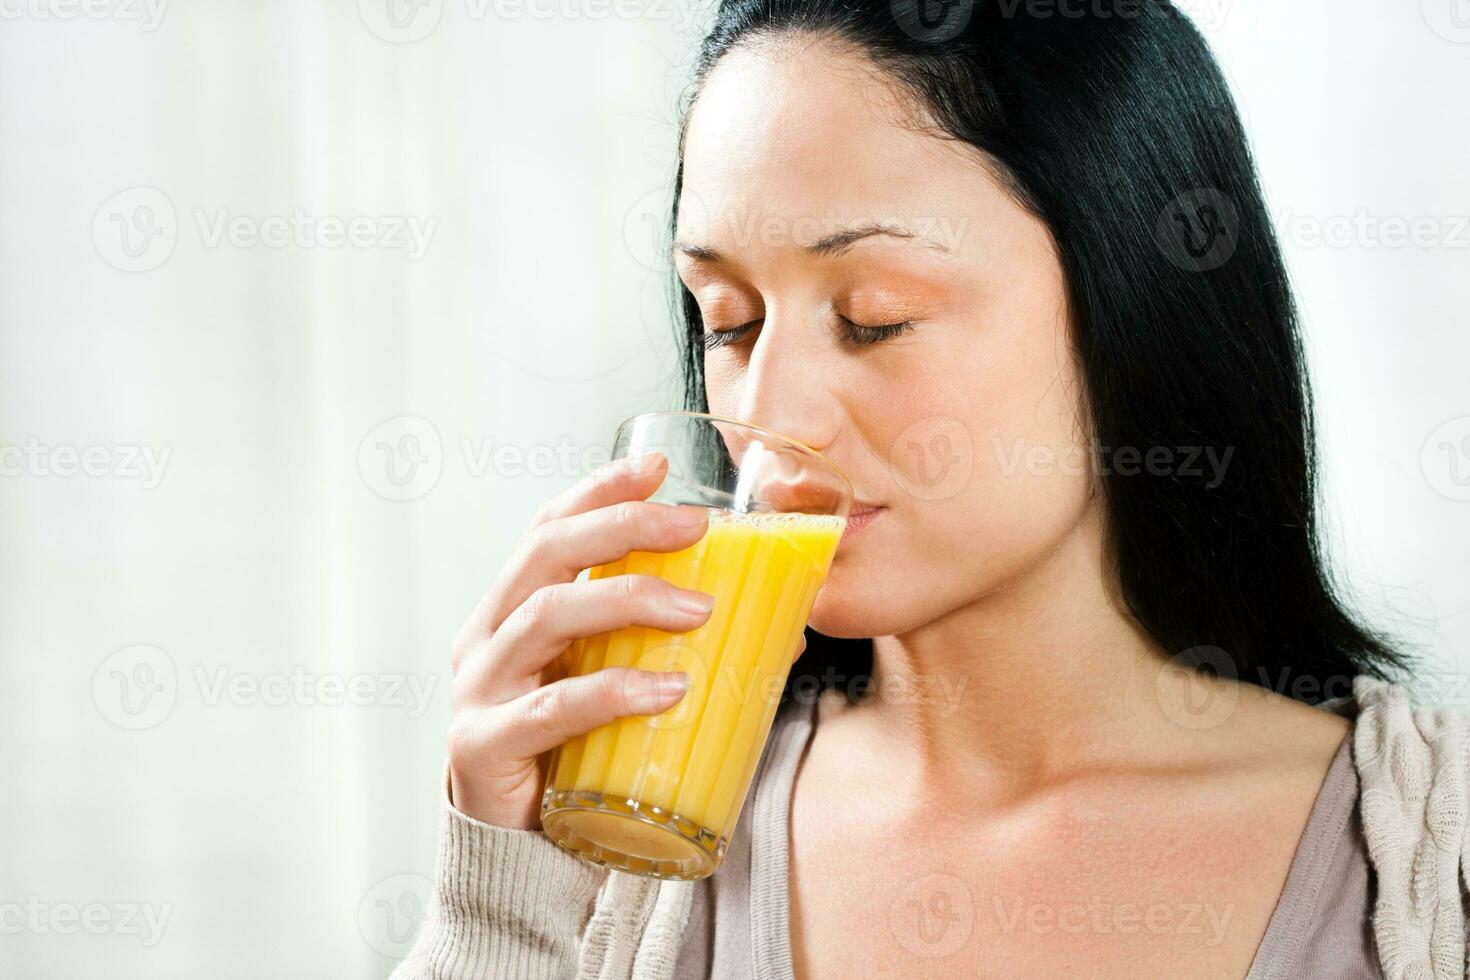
[{"x1": 840, "y1": 503, "x2": 884, "y2": 543}]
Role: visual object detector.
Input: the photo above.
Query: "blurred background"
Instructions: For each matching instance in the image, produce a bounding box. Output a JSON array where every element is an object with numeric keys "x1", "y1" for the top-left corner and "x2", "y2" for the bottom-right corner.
[{"x1": 1, "y1": 1, "x2": 1467, "y2": 977}]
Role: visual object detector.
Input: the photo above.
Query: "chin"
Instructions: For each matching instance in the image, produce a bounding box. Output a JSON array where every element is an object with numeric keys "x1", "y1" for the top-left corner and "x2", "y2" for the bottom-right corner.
[
  {"x1": 806, "y1": 574, "x2": 926, "y2": 639},
  {"x1": 809, "y1": 551, "x2": 1004, "y2": 639}
]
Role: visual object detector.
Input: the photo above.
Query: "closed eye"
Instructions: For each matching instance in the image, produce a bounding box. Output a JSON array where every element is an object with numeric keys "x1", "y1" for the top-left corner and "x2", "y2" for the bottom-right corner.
[
  {"x1": 701, "y1": 317, "x2": 915, "y2": 351},
  {"x1": 838, "y1": 316, "x2": 914, "y2": 346},
  {"x1": 701, "y1": 319, "x2": 761, "y2": 352}
]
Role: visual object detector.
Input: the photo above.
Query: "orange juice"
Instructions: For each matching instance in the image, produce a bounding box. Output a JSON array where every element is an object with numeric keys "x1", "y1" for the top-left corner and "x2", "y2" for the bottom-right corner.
[{"x1": 540, "y1": 509, "x2": 844, "y2": 879}]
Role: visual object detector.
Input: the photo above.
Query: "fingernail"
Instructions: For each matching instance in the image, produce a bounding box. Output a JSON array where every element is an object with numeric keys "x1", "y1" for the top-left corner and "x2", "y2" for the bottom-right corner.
[
  {"x1": 674, "y1": 590, "x2": 715, "y2": 616},
  {"x1": 630, "y1": 671, "x2": 688, "y2": 714},
  {"x1": 668, "y1": 505, "x2": 708, "y2": 527}
]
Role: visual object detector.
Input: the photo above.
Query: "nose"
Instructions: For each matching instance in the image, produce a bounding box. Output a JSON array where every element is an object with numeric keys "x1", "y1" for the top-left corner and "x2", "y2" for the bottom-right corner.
[
  {"x1": 728, "y1": 308, "x2": 840, "y2": 458},
  {"x1": 715, "y1": 311, "x2": 850, "y2": 512}
]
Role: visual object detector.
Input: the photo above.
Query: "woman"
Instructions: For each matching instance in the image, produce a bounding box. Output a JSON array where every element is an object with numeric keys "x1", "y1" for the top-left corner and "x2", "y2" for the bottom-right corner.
[{"x1": 397, "y1": 2, "x2": 1470, "y2": 977}]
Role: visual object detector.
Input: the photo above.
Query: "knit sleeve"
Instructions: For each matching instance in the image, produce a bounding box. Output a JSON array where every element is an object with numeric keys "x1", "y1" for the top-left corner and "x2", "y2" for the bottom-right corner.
[
  {"x1": 1351, "y1": 676, "x2": 1470, "y2": 978},
  {"x1": 390, "y1": 768, "x2": 610, "y2": 980}
]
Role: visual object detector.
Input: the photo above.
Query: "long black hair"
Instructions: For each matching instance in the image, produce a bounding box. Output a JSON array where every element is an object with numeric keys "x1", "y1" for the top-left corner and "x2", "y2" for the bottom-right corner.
[{"x1": 668, "y1": 0, "x2": 1406, "y2": 706}]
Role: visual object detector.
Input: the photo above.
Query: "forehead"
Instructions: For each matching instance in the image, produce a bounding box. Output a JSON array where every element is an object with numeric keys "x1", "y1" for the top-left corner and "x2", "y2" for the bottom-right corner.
[{"x1": 678, "y1": 37, "x2": 986, "y2": 247}]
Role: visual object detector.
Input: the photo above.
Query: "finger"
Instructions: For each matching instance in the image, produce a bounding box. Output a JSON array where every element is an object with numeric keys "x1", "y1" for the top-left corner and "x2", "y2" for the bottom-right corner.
[
  {"x1": 462, "y1": 667, "x2": 692, "y2": 765},
  {"x1": 464, "y1": 497, "x2": 711, "y2": 648},
  {"x1": 535, "y1": 451, "x2": 670, "y2": 527},
  {"x1": 454, "y1": 454, "x2": 672, "y2": 661},
  {"x1": 454, "y1": 574, "x2": 715, "y2": 702}
]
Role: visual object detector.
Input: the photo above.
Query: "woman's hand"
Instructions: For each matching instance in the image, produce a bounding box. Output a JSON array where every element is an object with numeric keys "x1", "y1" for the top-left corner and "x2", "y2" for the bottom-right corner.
[{"x1": 445, "y1": 451, "x2": 718, "y2": 830}]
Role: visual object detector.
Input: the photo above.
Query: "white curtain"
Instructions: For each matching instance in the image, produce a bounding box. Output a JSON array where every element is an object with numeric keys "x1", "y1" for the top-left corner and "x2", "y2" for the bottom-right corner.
[{"x1": 1, "y1": 2, "x2": 1465, "y2": 977}]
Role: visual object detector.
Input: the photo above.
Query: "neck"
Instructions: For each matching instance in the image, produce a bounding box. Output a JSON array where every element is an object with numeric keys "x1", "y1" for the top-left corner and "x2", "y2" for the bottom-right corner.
[{"x1": 852, "y1": 506, "x2": 1174, "y2": 795}]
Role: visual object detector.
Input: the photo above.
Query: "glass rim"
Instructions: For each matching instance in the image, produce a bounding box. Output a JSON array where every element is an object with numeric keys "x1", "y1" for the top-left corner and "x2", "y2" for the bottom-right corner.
[{"x1": 613, "y1": 409, "x2": 855, "y2": 501}]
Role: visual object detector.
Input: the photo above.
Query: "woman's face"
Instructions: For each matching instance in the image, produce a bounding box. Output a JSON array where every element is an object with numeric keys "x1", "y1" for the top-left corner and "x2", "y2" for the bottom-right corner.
[{"x1": 676, "y1": 37, "x2": 1099, "y2": 639}]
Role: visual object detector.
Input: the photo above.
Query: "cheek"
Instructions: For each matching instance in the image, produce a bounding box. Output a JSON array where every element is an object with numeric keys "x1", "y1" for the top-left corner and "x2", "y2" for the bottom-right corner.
[
  {"x1": 819, "y1": 321, "x2": 1094, "y2": 627},
  {"x1": 917, "y1": 339, "x2": 1092, "y2": 545},
  {"x1": 882, "y1": 273, "x2": 1090, "y2": 521}
]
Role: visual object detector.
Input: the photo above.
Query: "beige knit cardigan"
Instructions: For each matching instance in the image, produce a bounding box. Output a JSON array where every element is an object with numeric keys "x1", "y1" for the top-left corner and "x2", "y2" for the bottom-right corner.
[{"x1": 390, "y1": 677, "x2": 1470, "y2": 979}]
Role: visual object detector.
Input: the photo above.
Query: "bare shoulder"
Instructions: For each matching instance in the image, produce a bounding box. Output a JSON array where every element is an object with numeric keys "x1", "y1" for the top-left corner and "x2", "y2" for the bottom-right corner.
[
  {"x1": 1182, "y1": 682, "x2": 1353, "y2": 805},
  {"x1": 1230, "y1": 683, "x2": 1352, "y2": 752},
  {"x1": 1135, "y1": 666, "x2": 1357, "y2": 835},
  {"x1": 1152, "y1": 658, "x2": 1352, "y2": 769}
]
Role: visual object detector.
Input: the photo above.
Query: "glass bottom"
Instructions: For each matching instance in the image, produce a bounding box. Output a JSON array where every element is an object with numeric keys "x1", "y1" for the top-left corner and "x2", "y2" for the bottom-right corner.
[{"x1": 540, "y1": 788, "x2": 729, "y2": 880}]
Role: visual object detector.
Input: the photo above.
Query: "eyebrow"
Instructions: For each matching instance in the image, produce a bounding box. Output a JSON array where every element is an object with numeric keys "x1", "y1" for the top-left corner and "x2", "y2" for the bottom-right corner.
[{"x1": 674, "y1": 222, "x2": 953, "y2": 263}]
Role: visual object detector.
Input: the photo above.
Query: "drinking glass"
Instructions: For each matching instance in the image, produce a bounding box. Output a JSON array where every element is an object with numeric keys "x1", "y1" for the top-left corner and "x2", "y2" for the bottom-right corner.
[{"x1": 539, "y1": 410, "x2": 853, "y2": 879}]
